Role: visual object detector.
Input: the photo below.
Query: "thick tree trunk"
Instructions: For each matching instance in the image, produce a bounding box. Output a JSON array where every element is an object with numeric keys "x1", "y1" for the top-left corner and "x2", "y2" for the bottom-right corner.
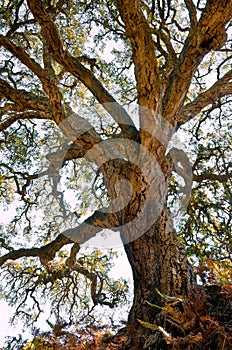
[
  {"x1": 102, "y1": 146, "x2": 190, "y2": 348},
  {"x1": 122, "y1": 209, "x2": 190, "y2": 349}
]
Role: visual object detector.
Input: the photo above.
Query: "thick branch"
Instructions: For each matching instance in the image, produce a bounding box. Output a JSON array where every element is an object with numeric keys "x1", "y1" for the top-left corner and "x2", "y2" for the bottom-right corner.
[
  {"x1": 193, "y1": 172, "x2": 232, "y2": 183},
  {"x1": 0, "y1": 35, "x2": 64, "y2": 123},
  {"x1": 63, "y1": 209, "x2": 120, "y2": 244},
  {"x1": 116, "y1": 0, "x2": 161, "y2": 137},
  {"x1": 65, "y1": 243, "x2": 118, "y2": 307},
  {"x1": 56, "y1": 112, "x2": 102, "y2": 154},
  {"x1": 46, "y1": 144, "x2": 86, "y2": 164},
  {"x1": 184, "y1": 0, "x2": 197, "y2": 29},
  {"x1": 152, "y1": 27, "x2": 177, "y2": 74},
  {"x1": 178, "y1": 70, "x2": 232, "y2": 124},
  {"x1": 0, "y1": 34, "x2": 45, "y2": 79},
  {"x1": 116, "y1": 0, "x2": 160, "y2": 107},
  {"x1": 0, "y1": 111, "x2": 51, "y2": 131},
  {"x1": 0, "y1": 79, "x2": 102, "y2": 154},
  {"x1": 0, "y1": 78, "x2": 50, "y2": 113},
  {"x1": 71, "y1": 262, "x2": 117, "y2": 308},
  {"x1": 72, "y1": 262, "x2": 99, "y2": 305},
  {"x1": 0, "y1": 209, "x2": 119, "y2": 267},
  {"x1": 27, "y1": 0, "x2": 138, "y2": 141},
  {"x1": 0, "y1": 234, "x2": 72, "y2": 267},
  {"x1": 163, "y1": 0, "x2": 232, "y2": 124}
]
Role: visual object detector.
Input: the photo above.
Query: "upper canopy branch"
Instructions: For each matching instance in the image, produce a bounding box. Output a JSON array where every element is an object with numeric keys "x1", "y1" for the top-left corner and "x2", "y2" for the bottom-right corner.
[
  {"x1": 115, "y1": 0, "x2": 160, "y2": 112},
  {"x1": 0, "y1": 78, "x2": 51, "y2": 115},
  {"x1": 0, "y1": 34, "x2": 65, "y2": 123},
  {"x1": 151, "y1": 26, "x2": 177, "y2": 74},
  {"x1": 163, "y1": 0, "x2": 232, "y2": 125},
  {"x1": 193, "y1": 172, "x2": 232, "y2": 183},
  {"x1": 26, "y1": 0, "x2": 138, "y2": 141},
  {"x1": 178, "y1": 70, "x2": 232, "y2": 124}
]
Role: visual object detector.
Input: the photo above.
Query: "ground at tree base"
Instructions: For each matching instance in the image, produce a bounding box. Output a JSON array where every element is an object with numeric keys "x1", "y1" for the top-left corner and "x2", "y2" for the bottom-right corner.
[{"x1": 21, "y1": 284, "x2": 232, "y2": 350}]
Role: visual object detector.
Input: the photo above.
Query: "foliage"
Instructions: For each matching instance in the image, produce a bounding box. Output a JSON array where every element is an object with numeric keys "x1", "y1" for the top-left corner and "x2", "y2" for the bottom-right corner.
[
  {"x1": 138, "y1": 285, "x2": 232, "y2": 349},
  {"x1": 1, "y1": 248, "x2": 129, "y2": 325},
  {"x1": 0, "y1": 0, "x2": 232, "y2": 348},
  {"x1": 5, "y1": 322, "x2": 126, "y2": 350},
  {"x1": 169, "y1": 106, "x2": 232, "y2": 279}
]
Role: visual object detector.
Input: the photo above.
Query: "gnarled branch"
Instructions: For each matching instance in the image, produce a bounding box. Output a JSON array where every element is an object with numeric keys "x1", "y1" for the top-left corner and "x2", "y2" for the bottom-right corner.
[
  {"x1": 0, "y1": 234, "x2": 72, "y2": 267},
  {"x1": 0, "y1": 34, "x2": 64, "y2": 123},
  {"x1": 0, "y1": 78, "x2": 50, "y2": 114},
  {"x1": 193, "y1": 172, "x2": 232, "y2": 183},
  {"x1": 0, "y1": 111, "x2": 51, "y2": 131},
  {"x1": 163, "y1": 0, "x2": 232, "y2": 124},
  {"x1": 116, "y1": 0, "x2": 160, "y2": 109},
  {"x1": 178, "y1": 70, "x2": 232, "y2": 124},
  {"x1": 27, "y1": 0, "x2": 138, "y2": 141},
  {"x1": 0, "y1": 208, "x2": 119, "y2": 267}
]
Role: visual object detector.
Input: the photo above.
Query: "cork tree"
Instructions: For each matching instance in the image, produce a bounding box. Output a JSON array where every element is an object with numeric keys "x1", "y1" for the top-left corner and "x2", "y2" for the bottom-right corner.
[{"x1": 0, "y1": 0, "x2": 231, "y2": 348}]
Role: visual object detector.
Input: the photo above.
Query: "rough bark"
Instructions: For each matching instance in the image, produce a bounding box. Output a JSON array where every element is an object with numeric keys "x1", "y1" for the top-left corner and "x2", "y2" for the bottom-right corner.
[
  {"x1": 123, "y1": 211, "x2": 189, "y2": 349},
  {"x1": 100, "y1": 149, "x2": 190, "y2": 348},
  {"x1": 1, "y1": 1, "x2": 232, "y2": 349}
]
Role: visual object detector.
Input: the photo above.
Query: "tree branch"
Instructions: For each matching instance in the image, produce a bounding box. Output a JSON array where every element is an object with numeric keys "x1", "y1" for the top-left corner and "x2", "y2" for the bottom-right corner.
[
  {"x1": 116, "y1": 0, "x2": 160, "y2": 101},
  {"x1": 163, "y1": 0, "x2": 232, "y2": 124},
  {"x1": 184, "y1": 0, "x2": 197, "y2": 29},
  {"x1": 151, "y1": 26, "x2": 177, "y2": 74},
  {"x1": 65, "y1": 244, "x2": 119, "y2": 308},
  {"x1": 193, "y1": 172, "x2": 232, "y2": 183},
  {"x1": 0, "y1": 34, "x2": 45, "y2": 79},
  {"x1": 46, "y1": 143, "x2": 86, "y2": 164},
  {"x1": 0, "y1": 35, "x2": 64, "y2": 123},
  {"x1": 72, "y1": 262, "x2": 99, "y2": 305},
  {"x1": 0, "y1": 78, "x2": 50, "y2": 114},
  {"x1": 56, "y1": 112, "x2": 102, "y2": 154},
  {"x1": 116, "y1": 0, "x2": 161, "y2": 131},
  {"x1": 27, "y1": 0, "x2": 139, "y2": 141},
  {"x1": 0, "y1": 209, "x2": 119, "y2": 267},
  {"x1": 0, "y1": 78, "x2": 102, "y2": 154},
  {"x1": 0, "y1": 111, "x2": 51, "y2": 131},
  {"x1": 0, "y1": 234, "x2": 72, "y2": 267},
  {"x1": 0, "y1": 36, "x2": 103, "y2": 150},
  {"x1": 63, "y1": 209, "x2": 120, "y2": 244},
  {"x1": 178, "y1": 70, "x2": 232, "y2": 124}
]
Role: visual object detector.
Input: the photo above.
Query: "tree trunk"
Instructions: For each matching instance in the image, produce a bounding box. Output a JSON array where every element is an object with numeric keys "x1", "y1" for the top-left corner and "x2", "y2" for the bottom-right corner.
[
  {"x1": 122, "y1": 209, "x2": 190, "y2": 349},
  {"x1": 102, "y1": 145, "x2": 190, "y2": 348}
]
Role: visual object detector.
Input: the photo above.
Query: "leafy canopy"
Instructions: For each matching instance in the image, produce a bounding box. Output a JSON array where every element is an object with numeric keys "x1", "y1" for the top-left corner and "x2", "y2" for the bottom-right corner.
[{"x1": 0, "y1": 0, "x2": 231, "y2": 346}]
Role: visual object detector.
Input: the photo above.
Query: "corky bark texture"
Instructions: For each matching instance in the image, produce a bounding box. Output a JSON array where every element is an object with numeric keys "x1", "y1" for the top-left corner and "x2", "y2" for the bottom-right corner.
[
  {"x1": 1, "y1": 1, "x2": 232, "y2": 349},
  {"x1": 123, "y1": 213, "x2": 190, "y2": 349},
  {"x1": 99, "y1": 143, "x2": 190, "y2": 348}
]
